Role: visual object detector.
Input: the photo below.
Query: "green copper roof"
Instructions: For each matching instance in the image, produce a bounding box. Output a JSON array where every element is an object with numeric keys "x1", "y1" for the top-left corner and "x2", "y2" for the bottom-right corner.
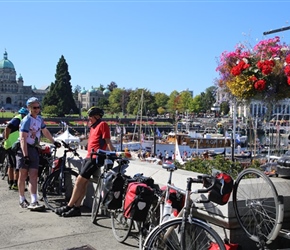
[{"x1": 0, "y1": 51, "x2": 15, "y2": 69}]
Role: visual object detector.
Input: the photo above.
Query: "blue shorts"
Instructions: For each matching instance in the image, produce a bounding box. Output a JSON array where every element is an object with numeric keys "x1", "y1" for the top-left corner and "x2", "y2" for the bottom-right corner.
[{"x1": 16, "y1": 146, "x2": 39, "y2": 170}]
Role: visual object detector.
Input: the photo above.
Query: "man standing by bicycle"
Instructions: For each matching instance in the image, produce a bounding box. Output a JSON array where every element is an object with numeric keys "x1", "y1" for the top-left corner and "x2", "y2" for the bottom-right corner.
[
  {"x1": 3, "y1": 107, "x2": 29, "y2": 190},
  {"x1": 55, "y1": 106, "x2": 115, "y2": 217},
  {"x1": 16, "y1": 97, "x2": 61, "y2": 210}
]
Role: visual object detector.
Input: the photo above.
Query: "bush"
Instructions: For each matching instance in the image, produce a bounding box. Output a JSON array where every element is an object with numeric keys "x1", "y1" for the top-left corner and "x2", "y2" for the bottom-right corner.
[{"x1": 176, "y1": 155, "x2": 260, "y2": 180}]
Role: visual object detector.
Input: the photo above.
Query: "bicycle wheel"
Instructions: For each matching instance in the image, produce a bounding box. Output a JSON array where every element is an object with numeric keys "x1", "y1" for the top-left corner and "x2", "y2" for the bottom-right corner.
[
  {"x1": 42, "y1": 168, "x2": 78, "y2": 211},
  {"x1": 1, "y1": 152, "x2": 9, "y2": 181},
  {"x1": 143, "y1": 217, "x2": 226, "y2": 250},
  {"x1": 111, "y1": 208, "x2": 133, "y2": 243},
  {"x1": 91, "y1": 177, "x2": 104, "y2": 223},
  {"x1": 233, "y1": 168, "x2": 283, "y2": 246}
]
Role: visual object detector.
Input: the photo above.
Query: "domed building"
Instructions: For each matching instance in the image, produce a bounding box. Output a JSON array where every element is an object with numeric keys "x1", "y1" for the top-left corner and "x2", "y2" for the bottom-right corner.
[
  {"x1": 78, "y1": 86, "x2": 104, "y2": 110},
  {"x1": 0, "y1": 50, "x2": 47, "y2": 110}
]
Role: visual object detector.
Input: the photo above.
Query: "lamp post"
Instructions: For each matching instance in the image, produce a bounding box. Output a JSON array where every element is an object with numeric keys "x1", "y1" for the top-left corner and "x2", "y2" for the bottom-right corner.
[{"x1": 231, "y1": 102, "x2": 237, "y2": 162}]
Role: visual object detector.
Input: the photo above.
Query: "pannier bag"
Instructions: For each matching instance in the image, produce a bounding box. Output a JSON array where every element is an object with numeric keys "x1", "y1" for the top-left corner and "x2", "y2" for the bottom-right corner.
[
  {"x1": 124, "y1": 182, "x2": 154, "y2": 222},
  {"x1": 102, "y1": 172, "x2": 125, "y2": 210},
  {"x1": 161, "y1": 186, "x2": 185, "y2": 212},
  {"x1": 205, "y1": 172, "x2": 234, "y2": 205},
  {"x1": 209, "y1": 242, "x2": 240, "y2": 250}
]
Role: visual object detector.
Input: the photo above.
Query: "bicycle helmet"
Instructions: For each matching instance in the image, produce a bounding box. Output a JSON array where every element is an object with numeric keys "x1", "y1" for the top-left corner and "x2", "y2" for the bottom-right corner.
[
  {"x1": 26, "y1": 97, "x2": 39, "y2": 106},
  {"x1": 18, "y1": 107, "x2": 29, "y2": 115},
  {"x1": 87, "y1": 107, "x2": 104, "y2": 117}
]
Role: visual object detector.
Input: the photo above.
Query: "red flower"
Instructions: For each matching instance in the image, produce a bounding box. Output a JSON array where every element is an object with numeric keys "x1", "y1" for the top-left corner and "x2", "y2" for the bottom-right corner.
[
  {"x1": 254, "y1": 79, "x2": 266, "y2": 91},
  {"x1": 257, "y1": 60, "x2": 275, "y2": 75},
  {"x1": 286, "y1": 54, "x2": 290, "y2": 64},
  {"x1": 231, "y1": 60, "x2": 250, "y2": 76},
  {"x1": 285, "y1": 65, "x2": 290, "y2": 76},
  {"x1": 249, "y1": 75, "x2": 258, "y2": 82}
]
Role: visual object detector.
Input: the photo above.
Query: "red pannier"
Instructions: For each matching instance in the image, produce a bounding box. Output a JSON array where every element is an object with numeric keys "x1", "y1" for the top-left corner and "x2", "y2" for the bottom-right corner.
[
  {"x1": 204, "y1": 172, "x2": 234, "y2": 205},
  {"x1": 160, "y1": 186, "x2": 185, "y2": 212},
  {"x1": 209, "y1": 242, "x2": 240, "y2": 250},
  {"x1": 123, "y1": 182, "x2": 154, "y2": 222}
]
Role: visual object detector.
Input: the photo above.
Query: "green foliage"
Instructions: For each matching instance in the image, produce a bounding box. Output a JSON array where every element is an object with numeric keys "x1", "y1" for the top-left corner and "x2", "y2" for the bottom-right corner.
[
  {"x1": 177, "y1": 155, "x2": 260, "y2": 180},
  {"x1": 42, "y1": 105, "x2": 59, "y2": 117},
  {"x1": 220, "y1": 101, "x2": 230, "y2": 115}
]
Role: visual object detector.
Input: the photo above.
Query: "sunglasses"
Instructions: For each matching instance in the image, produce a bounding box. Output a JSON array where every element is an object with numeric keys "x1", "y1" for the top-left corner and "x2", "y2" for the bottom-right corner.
[{"x1": 32, "y1": 106, "x2": 40, "y2": 110}]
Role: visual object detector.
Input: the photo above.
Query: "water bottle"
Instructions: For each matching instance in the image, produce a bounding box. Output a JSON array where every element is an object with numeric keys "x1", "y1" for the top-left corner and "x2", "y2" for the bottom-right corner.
[{"x1": 163, "y1": 199, "x2": 172, "y2": 222}]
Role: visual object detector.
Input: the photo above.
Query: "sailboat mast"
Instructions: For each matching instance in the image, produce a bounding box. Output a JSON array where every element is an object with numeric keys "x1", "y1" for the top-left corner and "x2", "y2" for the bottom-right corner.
[{"x1": 139, "y1": 90, "x2": 143, "y2": 143}]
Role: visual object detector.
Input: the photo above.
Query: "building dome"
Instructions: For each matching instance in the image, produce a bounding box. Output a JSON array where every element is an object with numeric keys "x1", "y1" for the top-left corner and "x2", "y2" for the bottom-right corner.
[
  {"x1": 103, "y1": 88, "x2": 110, "y2": 95},
  {"x1": 81, "y1": 87, "x2": 87, "y2": 94},
  {"x1": 89, "y1": 86, "x2": 96, "y2": 93},
  {"x1": 0, "y1": 51, "x2": 15, "y2": 69}
]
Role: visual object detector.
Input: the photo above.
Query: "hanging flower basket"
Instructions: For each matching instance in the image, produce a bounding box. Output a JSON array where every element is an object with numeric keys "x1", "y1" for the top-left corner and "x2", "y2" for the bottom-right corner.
[{"x1": 216, "y1": 36, "x2": 290, "y2": 102}]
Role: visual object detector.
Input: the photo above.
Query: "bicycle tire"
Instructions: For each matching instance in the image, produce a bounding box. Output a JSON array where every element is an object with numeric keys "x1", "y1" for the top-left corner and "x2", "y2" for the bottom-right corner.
[
  {"x1": 232, "y1": 168, "x2": 283, "y2": 245},
  {"x1": 111, "y1": 208, "x2": 134, "y2": 243},
  {"x1": 1, "y1": 152, "x2": 9, "y2": 181},
  {"x1": 91, "y1": 177, "x2": 103, "y2": 223},
  {"x1": 143, "y1": 217, "x2": 226, "y2": 250},
  {"x1": 42, "y1": 168, "x2": 78, "y2": 211}
]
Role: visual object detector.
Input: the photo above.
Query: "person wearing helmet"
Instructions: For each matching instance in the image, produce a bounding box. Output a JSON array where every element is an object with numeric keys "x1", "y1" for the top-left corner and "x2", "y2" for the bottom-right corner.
[
  {"x1": 3, "y1": 107, "x2": 29, "y2": 190},
  {"x1": 16, "y1": 97, "x2": 61, "y2": 211},
  {"x1": 55, "y1": 106, "x2": 115, "y2": 217}
]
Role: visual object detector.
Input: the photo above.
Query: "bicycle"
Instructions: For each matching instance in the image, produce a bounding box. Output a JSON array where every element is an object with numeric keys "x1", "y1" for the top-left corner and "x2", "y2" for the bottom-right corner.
[
  {"x1": 90, "y1": 148, "x2": 130, "y2": 224},
  {"x1": 41, "y1": 140, "x2": 82, "y2": 211},
  {"x1": 143, "y1": 162, "x2": 227, "y2": 250},
  {"x1": 232, "y1": 167, "x2": 284, "y2": 249}
]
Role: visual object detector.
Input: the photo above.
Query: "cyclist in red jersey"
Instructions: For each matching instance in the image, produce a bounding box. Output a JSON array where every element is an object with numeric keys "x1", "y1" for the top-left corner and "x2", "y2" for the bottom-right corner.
[{"x1": 55, "y1": 107, "x2": 115, "y2": 217}]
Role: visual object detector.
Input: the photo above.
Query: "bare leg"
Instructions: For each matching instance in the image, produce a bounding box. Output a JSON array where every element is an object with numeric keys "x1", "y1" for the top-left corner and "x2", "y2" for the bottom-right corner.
[
  {"x1": 67, "y1": 175, "x2": 89, "y2": 207},
  {"x1": 28, "y1": 168, "x2": 38, "y2": 196},
  {"x1": 18, "y1": 168, "x2": 28, "y2": 197}
]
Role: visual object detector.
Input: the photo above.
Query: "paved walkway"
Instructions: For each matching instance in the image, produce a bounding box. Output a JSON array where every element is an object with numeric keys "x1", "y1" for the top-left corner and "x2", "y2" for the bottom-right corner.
[{"x1": 0, "y1": 174, "x2": 139, "y2": 250}]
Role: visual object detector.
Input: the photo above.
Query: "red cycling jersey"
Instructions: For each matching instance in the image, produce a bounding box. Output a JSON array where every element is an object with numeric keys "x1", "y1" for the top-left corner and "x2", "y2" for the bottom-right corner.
[{"x1": 86, "y1": 121, "x2": 111, "y2": 158}]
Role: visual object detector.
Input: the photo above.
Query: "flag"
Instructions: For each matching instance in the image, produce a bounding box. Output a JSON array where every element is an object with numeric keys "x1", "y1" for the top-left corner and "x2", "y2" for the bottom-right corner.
[
  {"x1": 116, "y1": 125, "x2": 121, "y2": 134},
  {"x1": 235, "y1": 134, "x2": 240, "y2": 144},
  {"x1": 156, "y1": 128, "x2": 161, "y2": 137},
  {"x1": 123, "y1": 126, "x2": 126, "y2": 134}
]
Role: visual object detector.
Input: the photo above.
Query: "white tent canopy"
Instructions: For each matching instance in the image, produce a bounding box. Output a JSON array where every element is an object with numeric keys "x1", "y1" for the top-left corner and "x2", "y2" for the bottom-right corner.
[{"x1": 54, "y1": 126, "x2": 80, "y2": 144}]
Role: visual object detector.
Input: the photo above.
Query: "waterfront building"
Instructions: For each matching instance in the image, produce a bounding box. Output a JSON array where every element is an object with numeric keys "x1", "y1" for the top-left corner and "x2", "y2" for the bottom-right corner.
[{"x1": 216, "y1": 87, "x2": 290, "y2": 119}]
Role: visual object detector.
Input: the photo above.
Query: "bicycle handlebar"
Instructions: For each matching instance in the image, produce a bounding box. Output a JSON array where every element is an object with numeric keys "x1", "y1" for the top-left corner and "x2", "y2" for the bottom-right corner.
[
  {"x1": 53, "y1": 140, "x2": 80, "y2": 158},
  {"x1": 89, "y1": 149, "x2": 129, "y2": 163}
]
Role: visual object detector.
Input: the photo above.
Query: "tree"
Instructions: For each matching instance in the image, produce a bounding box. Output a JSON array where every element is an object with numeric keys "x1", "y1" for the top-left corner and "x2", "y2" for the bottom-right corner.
[
  {"x1": 126, "y1": 89, "x2": 155, "y2": 116},
  {"x1": 191, "y1": 95, "x2": 201, "y2": 113},
  {"x1": 43, "y1": 55, "x2": 78, "y2": 117},
  {"x1": 220, "y1": 101, "x2": 230, "y2": 115},
  {"x1": 154, "y1": 92, "x2": 169, "y2": 114},
  {"x1": 178, "y1": 91, "x2": 193, "y2": 114},
  {"x1": 107, "y1": 81, "x2": 118, "y2": 92},
  {"x1": 199, "y1": 86, "x2": 216, "y2": 113},
  {"x1": 167, "y1": 90, "x2": 180, "y2": 114},
  {"x1": 108, "y1": 88, "x2": 123, "y2": 114}
]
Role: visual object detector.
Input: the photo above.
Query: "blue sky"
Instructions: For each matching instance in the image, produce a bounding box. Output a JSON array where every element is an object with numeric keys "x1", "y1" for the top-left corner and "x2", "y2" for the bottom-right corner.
[{"x1": 1, "y1": 0, "x2": 290, "y2": 96}]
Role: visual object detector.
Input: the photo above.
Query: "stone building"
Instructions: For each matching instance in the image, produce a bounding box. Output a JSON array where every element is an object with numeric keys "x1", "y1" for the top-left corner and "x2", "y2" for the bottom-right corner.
[
  {"x1": 0, "y1": 50, "x2": 47, "y2": 110},
  {"x1": 78, "y1": 86, "x2": 110, "y2": 110}
]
